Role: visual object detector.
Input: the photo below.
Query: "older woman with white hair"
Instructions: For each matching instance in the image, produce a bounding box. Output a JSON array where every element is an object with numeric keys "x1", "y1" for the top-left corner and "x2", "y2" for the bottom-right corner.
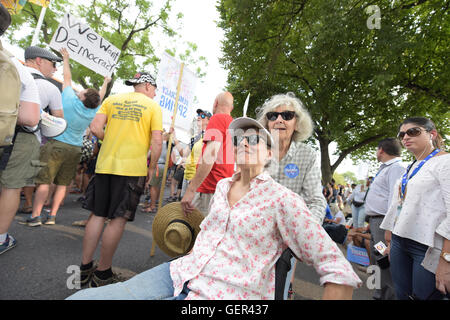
[
  {"x1": 257, "y1": 92, "x2": 327, "y2": 298},
  {"x1": 257, "y1": 92, "x2": 326, "y2": 223}
]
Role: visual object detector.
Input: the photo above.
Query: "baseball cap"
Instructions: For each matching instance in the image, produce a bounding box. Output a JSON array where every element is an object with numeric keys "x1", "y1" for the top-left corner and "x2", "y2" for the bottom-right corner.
[
  {"x1": 125, "y1": 72, "x2": 157, "y2": 87},
  {"x1": 196, "y1": 109, "x2": 212, "y2": 118},
  {"x1": 24, "y1": 46, "x2": 63, "y2": 62}
]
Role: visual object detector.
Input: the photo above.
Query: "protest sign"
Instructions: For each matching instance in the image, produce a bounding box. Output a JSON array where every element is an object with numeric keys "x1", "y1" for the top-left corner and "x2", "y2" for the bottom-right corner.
[
  {"x1": 346, "y1": 244, "x2": 370, "y2": 266},
  {"x1": 28, "y1": 0, "x2": 49, "y2": 7},
  {"x1": 1, "y1": 0, "x2": 27, "y2": 14},
  {"x1": 154, "y1": 51, "x2": 198, "y2": 144},
  {"x1": 49, "y1": 13, "x2": 120, "y2": 77}
]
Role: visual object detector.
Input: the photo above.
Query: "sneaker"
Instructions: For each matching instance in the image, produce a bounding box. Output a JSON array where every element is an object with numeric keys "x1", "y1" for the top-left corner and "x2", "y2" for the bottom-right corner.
[
  {"x1": 43, "y1": 216, "x2": 56, "y2": 225},
  {"x1": 24, "y1": 216, "x2": 42, "y2": 227},
  {"x1": 79, "y1": 263, "x2": 97, "y2": 287},
  {"x1": 89, "y1": 271, "x2": 125, "y2": 288},
  {"x1": 0, "y1": 234, "x2": 17, "y2": 255}
]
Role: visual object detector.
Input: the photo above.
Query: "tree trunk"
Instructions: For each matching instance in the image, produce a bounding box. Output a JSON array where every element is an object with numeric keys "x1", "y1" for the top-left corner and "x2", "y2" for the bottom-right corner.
[{"x1": 318, "y1": 136, "x2": 333, "y2": 184}]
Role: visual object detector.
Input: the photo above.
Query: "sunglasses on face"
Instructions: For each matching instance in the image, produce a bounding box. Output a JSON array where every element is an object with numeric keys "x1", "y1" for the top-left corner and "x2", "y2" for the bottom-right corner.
[
  {"x1": 198, "y1": 114, "x2": 207, "y2": 119},
  {"x1": 266, "y1": 111, "x2": 296, "y2": 121},
  {"x1": 233, "y1": 134, "x2": 265, "y2": 146},
  {"x1": 397, "y1": 127, "x2": 428, "y2": 140}
]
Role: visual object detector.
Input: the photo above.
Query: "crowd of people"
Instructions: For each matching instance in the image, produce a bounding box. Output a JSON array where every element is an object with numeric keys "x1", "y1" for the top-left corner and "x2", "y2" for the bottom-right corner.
[{"x1": 1, "y1": 4, "x2": 449, "y2": 300}]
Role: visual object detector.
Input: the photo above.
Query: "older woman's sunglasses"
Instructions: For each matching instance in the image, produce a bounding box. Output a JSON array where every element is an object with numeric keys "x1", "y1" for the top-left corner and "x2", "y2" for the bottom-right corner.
[
  {"x1": 397, "y1": 127, "x2": 427, "y2": 139},
  {"x1": 233, "y1": 134, "x2": 264, "y2": 146},
  {"x1": 266, "y1": 111, "x2": 296, "y2": 121}
]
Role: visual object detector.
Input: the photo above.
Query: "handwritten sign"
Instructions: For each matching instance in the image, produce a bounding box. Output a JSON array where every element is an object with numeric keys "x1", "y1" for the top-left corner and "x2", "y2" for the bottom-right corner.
[
  {"x1": 49, "y1": 13, "x2": 120, "y2": 77},
  {"x1": 154, "y1": 52, "x2": 198, "y2": 144}
]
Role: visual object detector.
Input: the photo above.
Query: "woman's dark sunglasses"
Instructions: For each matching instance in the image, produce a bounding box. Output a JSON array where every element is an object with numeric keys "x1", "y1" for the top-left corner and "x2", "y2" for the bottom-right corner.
[
  {"x1": 397, "y1": 127, "x2": 427, "y2": 139},
  {"x1": 266, "y1": 111, "x2": 296, "y2": 121},
  {"x1": 233, "y1": 134, "x2": 264, "y2": 146}
]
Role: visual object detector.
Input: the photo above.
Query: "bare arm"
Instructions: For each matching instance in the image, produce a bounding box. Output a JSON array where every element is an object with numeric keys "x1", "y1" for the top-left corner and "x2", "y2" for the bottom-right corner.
[
  {"x1": 146, "y1": 130, "x2": 162, "y2": 187},
  {"x1": 50, "y1": 109, "x2": 64, "y2": 118},
  {"x1": 186, "y1": 140, "x2": 220, "y2": 193},
  {"x1": 60, "y1": 48, "x2": 71, "y2": 90},
  {"x1": 181, "y1": 140, "x2": 221, "y2": 215},
  {"x1": 99, "y1": 76, "x2": 112, "y2": 102},
  {"x1": 322, "y1": 283, "x2": 353, "y2": 300},
  {"x1": 17, "y1": 101, "x2": 40, "y2": 127},
  {"x1": 89, "y1": 113, "x2": 107, "y2": 140}
]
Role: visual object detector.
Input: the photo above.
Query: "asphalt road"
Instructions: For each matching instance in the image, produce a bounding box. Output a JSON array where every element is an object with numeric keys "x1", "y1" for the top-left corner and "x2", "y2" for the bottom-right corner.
[{"x1": 1, "y1": 187, "x2": 373, "y2": 300}]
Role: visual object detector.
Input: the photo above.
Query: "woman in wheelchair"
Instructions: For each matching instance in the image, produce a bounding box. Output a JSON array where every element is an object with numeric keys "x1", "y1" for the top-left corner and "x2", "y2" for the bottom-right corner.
[{"x1": 67, "y1": 117, "x2": 362, "y2": 300}]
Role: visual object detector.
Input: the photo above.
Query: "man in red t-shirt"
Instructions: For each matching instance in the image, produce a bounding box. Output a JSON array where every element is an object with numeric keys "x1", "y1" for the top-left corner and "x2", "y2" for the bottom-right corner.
[{"x1": 181, "y1": 92, "x2": 234, "y2": 216}]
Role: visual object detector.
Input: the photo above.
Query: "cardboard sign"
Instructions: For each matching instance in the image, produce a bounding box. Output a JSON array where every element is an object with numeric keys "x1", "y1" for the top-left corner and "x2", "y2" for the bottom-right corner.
[
  {"x1": 50, "y1": 13, "x2": 120, "y2": 77},
  {"x1": 154, "y1": 52, "x2": 198, "y2": 144},
  {"x1": 346, "y1": 244, "x2": 370, "y2": 266}
]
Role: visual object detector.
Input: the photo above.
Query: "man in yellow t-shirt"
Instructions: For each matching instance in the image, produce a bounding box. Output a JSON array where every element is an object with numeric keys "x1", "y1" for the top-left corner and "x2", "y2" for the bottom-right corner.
[{"x1": 78, "y1": 72, "x2": 163, "y2": 288}]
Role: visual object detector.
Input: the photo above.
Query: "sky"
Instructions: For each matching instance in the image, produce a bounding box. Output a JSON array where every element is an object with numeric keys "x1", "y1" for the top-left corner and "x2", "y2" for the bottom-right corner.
[{"x1": 2, "y1": 0, "x2": 370, "y2": 179}]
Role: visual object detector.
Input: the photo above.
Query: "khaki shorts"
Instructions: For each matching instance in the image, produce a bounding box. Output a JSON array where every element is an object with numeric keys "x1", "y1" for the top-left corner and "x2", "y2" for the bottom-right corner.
[
  {"x1": 193, "y1": 192, "x2": 214, "y2": 217},
  {"x1": 0, "y1": 132, "x2": 41, "y2": 189},
  {"x1": 34, "y1": 139, "x2": 81, "y2": 186}
]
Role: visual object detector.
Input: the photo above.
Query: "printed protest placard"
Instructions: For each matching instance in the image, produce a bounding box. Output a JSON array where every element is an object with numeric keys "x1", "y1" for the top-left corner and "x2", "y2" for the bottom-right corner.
[
  {"x1": 154, "y1": 52, "x2": 198, "y2": 144},
  {"x1": 346, "y1": 244, "x2": 370, "y2": 266},
  {"x1": 28, "y1": 0, "x2": 50, "y2": 7},
  {"x1": 49, "y1": 13, "x2": 120, "y2": 77},
  {"x1": 1, "y1": 0, "x2": 27, "y2": 14}
]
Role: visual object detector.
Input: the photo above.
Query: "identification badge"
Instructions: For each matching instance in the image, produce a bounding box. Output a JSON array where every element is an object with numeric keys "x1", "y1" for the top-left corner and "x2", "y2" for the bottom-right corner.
[
  {"x1": 374, "y1": 241, "x2": 387, "y2": 255},
  {"x1": 284, "y1": 163, "x2": 299, "y2": 178}
]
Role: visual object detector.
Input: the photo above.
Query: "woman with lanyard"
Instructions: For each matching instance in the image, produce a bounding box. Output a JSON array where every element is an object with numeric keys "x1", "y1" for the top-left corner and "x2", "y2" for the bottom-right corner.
[
  {"x1": 256, "y1": 93, "x2": 327, "y2": 299},
  {"x1": 381, "y1": 117, "x2": 449, "y2": 300}
]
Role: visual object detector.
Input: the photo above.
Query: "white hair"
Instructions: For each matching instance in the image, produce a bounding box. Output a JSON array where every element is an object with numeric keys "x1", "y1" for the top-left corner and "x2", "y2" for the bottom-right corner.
[{"x1": 256, "y1": 92, "x2": 314, "y2": 142}]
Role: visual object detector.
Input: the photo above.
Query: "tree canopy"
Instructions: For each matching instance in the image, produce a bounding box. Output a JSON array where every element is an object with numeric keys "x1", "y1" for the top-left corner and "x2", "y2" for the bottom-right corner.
[
  {"x1": 7, "y1": 0, "x2": 207, "y2": 96},
  {"x1": 217, "y1": 0, "x2": 449, "y2": 182}
]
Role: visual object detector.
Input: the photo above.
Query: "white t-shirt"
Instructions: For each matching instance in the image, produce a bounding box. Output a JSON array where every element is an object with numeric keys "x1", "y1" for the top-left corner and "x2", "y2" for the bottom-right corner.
[
  {"x1": 26, "y1": 66, "x2": 63, "y2": 143},
  {"x1": 11, "y1": 58, "x2": 40, "y2": 105},
  {"x1": 333, "y1": 210, "x2": 346, "y2": 225}
]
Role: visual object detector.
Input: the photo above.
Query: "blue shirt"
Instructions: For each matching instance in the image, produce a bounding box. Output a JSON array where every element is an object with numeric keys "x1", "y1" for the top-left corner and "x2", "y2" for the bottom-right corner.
[{"x1": 55, "y1": 87, "x2": 99, "y2": 147}]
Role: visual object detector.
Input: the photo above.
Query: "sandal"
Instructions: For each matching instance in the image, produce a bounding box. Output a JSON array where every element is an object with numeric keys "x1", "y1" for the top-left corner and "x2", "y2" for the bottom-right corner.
[
  {"x1": 17, "y1": 206, "x2": 32, "y2": 214},
  {"x1": 141, "y1": 207, "x2": 158, "y2": 214}
]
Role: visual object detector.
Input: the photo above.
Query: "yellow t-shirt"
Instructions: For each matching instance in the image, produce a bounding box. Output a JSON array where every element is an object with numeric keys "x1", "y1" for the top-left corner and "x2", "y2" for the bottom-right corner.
[
  {"x1": 183, "y1": 138, "x2": 203, "y2": 181},
  {"x1": 95, "y1": 92, "x2": 163, "y2": 176}
]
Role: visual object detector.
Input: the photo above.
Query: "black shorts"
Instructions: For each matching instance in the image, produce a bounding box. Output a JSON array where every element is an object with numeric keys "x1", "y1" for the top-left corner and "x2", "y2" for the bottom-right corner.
[{"x1": 83, "y1": 173, "x2": 145, "y2": 222}]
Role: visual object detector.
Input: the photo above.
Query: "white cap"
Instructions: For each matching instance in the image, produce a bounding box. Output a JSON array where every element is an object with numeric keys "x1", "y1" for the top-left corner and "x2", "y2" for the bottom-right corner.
[{"x1": 229, "y1": 117, "x2": 274, "y2": 146}]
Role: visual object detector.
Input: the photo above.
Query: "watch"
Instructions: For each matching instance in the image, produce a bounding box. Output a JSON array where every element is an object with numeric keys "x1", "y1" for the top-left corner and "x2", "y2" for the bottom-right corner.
[{"x1": 441, "y1": 252, "x2": 450, "y2": 262}]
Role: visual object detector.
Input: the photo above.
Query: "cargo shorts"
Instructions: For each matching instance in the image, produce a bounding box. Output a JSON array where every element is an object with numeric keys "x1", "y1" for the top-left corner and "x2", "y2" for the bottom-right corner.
[
  {"x1": 0, "y1": 132, "x2": 41, "y2": 189},
  {"x1": 34, "y1": 139, "x2": 82, "y2": 186}
]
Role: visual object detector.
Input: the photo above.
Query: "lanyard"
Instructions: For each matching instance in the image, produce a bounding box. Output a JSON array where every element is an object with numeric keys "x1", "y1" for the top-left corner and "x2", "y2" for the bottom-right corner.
[
  {"x1": 374, "y1": 159, "x2": 401, "y2": 180},
  {"x1": 400, "y1": 149, "x2": 440, "y2": 200}
]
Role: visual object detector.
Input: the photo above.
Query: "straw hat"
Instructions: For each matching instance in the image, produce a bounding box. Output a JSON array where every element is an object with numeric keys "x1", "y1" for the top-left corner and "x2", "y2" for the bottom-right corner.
[{"x1": 152, "y1": 202, "x2": 204, "y2": 257}]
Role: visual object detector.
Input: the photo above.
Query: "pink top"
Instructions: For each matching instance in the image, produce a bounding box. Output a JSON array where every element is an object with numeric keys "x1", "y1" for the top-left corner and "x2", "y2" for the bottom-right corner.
[{"x1": 170, "y1": 171, "x2": 362, "y2": 299}]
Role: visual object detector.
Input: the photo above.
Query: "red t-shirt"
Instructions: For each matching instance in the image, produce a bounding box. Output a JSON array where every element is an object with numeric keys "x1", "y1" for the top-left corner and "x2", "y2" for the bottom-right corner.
[{"x1": 197, "y1": 113, "x2": 235, "y2": 193}]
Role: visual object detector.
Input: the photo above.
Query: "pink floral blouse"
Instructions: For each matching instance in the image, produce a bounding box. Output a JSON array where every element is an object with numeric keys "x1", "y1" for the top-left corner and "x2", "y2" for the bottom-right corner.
[{"x1": 170, "y1": 171, "x2": 362, "y2": 299}]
